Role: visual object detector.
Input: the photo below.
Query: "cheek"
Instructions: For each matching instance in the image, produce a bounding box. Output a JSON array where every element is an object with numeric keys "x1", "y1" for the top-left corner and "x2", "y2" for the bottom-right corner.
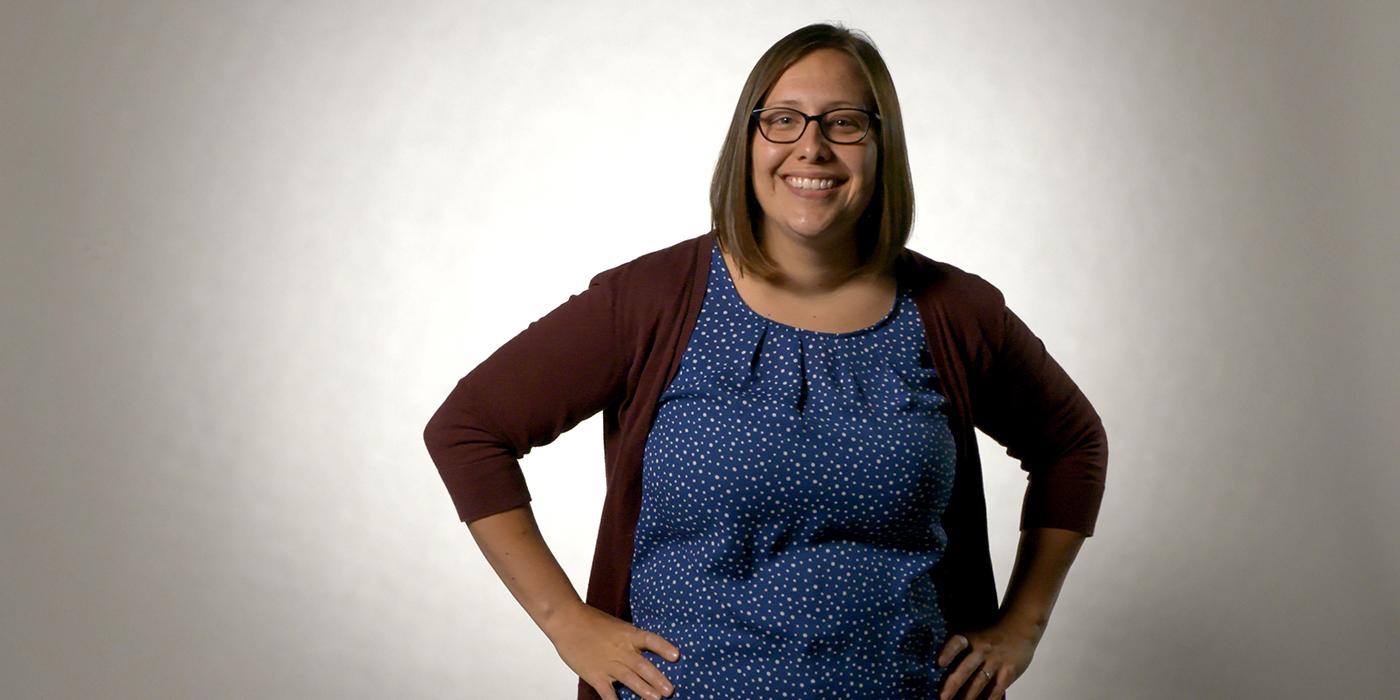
[
  {"x1": 859, "y1": 148, "x2": 879, "y2": 196},
  {"x1": 751, "y1": 145, "x2": 780, "y2": 176},
  {"x1": 751, "y1": 151, "x2": 785, "y2": 200}
]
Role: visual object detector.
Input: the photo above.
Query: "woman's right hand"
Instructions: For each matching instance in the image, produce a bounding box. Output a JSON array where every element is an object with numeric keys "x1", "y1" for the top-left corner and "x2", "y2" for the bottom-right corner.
[{"x1": 545, "y1": 601, "x2": 681, "y2": 700}]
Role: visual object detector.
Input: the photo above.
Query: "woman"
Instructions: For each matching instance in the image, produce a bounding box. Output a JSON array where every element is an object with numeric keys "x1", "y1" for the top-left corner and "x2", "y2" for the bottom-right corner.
[{"x1": 423, "y1": 23, "x2": 1107, "y2": 700}]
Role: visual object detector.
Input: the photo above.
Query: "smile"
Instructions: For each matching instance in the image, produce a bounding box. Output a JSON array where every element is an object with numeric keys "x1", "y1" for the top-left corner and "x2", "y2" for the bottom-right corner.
[{"x1": 784, "y1": 175, "x2": 841, "y2": 191}]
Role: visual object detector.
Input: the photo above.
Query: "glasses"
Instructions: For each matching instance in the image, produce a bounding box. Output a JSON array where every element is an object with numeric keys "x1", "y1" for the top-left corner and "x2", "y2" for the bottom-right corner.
[{"x1": 751, "y1": 107, "x2": 880, "y2": 144}]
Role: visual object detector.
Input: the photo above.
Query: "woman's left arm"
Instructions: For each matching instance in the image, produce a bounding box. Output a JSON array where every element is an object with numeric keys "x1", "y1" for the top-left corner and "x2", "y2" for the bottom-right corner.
[
  {"x1": 1001, "y1": 526, "x2": 1086, "y2": 633},
  {"x1": 938, "y1": 289, "x2": 1108, "y2": 700},
  {"x1": 936, "y1": 527, "x2": 1085, "y2": 700}
]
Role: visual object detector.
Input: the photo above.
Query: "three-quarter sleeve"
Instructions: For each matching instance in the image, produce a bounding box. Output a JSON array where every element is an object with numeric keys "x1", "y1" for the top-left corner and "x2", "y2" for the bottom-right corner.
[
  {"x1": 969, "y1": 297, "x2": 1108, "y2": 536},
  {"x1": 422, "y1": 267, "x2": 628, "y2": 523}
]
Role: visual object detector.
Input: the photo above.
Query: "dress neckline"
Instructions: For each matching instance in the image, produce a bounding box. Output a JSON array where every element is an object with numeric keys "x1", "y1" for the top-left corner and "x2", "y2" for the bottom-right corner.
[{"x1": 712, "y1": 241, "x2": 900, "y2": 339}]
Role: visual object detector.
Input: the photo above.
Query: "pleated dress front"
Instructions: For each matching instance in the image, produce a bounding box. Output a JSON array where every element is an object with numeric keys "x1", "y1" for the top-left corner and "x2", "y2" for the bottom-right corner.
[{"x1": 619, "y1": 241, "x2": 959, "y2": 699}]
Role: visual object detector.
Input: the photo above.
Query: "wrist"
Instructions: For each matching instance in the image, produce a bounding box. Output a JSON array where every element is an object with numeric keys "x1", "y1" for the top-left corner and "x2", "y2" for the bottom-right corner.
[
  {"x1": 539, "y1": 598, "x2": 587, "y2": 641},
  {"x1": 998, "y1": 606, "x2": 1049, "y2": 638}
]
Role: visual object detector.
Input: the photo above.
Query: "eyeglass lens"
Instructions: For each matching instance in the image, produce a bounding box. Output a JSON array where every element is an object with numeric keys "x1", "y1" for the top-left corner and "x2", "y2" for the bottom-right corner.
[{"x1": 756, "y1": 108, "x2": 871, "y2": 143}]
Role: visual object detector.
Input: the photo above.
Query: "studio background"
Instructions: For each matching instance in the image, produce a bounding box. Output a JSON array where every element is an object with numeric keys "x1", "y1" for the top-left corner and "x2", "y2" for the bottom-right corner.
[{"x1": 2, "y1": 1, "x2": 1396, "y2": 698}]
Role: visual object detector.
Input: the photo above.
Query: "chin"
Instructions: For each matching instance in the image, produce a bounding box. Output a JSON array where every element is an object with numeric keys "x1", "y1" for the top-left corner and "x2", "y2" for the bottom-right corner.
[{"x1": 779, "y1": 224, "x2": 850, "y2": 241}]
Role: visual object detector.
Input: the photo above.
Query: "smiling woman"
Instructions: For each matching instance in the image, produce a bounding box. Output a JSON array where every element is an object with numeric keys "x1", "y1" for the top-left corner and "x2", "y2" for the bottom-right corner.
[
  {"x1": 749, "y1": 50, "x2": 880, "y2": 252},
  {"x1": 709, "y1": 24, "x2": 915, "y2": 289},
  {"x1": 730, "y1": 47, "x2": 892, "y2": 333},
  {"x1": 424, "y1": 21, "x2": 1108, "y2": 700}
]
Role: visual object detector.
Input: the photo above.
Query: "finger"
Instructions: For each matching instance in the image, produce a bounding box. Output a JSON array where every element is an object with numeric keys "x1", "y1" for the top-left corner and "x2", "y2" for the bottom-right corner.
[
  {"x1": 615, "y1": 665, "x2": 665, "y2": 700},
  {"x1": 988, "y1": 671, "x2": 1011, "y2": 700},
  {"x1": 645, "y1": 631, "x2": 682, "y2": 663},
  {"x1": 936, "y1": 633, "x2": 970, "y2": 669},
  {"x1": 638, "y1": 631, "x2": 679, "y2": 695},
  {"x1": 630, "y1": 656, "x2": 674, "y2": 698},
  {"x1": 938, "y1": 648, "x2": 985, "y2": 700},
  {"x1": 589, "y1": 675, "x2": 620, "y2": 700},
  {"x1": 955, "y1": 664, "x2": 993, "y2": 700},
  {"x1": 938, "y1": 658, "x2": 967, "y2": 700}
]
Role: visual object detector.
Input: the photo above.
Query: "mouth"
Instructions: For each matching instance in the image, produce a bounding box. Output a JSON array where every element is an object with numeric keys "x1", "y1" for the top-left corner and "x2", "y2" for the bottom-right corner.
[
  {"x1": 783, "y1": 175, "x2": 843, "y2": 191},
  {"x1": 781, "y1": 175, "x2": 845, "y2": 198}
]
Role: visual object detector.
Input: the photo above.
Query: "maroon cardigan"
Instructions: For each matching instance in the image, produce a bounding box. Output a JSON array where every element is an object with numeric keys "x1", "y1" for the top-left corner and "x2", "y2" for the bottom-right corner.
[{"x1": 423, "y1": 230, "x2": 1108, "y2": 699}]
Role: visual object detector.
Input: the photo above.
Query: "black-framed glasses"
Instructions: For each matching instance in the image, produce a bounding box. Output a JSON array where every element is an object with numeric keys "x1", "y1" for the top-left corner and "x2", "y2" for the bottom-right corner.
[{"x1": 751, "y1": 107, "x2": 880, "y2": 144}]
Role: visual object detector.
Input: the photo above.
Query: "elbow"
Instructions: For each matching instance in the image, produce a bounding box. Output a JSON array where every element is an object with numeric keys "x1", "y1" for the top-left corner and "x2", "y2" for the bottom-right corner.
[{"x1": 422, "y1": 403, "x2": 459, "y2": 462}]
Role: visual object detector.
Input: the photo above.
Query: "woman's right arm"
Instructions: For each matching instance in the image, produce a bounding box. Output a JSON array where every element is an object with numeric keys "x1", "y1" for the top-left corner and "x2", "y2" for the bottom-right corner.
[
  {"x1": 422, "y1": 265, "x2": 629, "y2": 524},
  {"x1": 466, "y1": 504, "x2": 584, "y2": 640},
  {"x1": 422, "y1": 264, "x2": 679, "y2": 698},
  {"x1": 467, "y1": 504, "x2": 680, "y2": 700}
]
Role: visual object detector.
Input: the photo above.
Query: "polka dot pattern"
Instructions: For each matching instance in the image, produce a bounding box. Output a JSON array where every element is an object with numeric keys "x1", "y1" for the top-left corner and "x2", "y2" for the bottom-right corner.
[{"x1": 618, "y1": 241, "x2": 959, "y2": 698}]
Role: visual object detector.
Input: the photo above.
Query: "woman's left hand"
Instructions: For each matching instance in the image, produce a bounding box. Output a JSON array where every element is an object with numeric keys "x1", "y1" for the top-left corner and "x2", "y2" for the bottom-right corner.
[{"x1": 934, "y1": 614, "x2": 1043, "y2": 700}]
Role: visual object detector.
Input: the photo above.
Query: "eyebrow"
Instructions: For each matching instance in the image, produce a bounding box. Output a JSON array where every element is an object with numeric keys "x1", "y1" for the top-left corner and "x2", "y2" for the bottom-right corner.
[{"x1": 765, "y1": 98, "x2": 871, "y2": 111}]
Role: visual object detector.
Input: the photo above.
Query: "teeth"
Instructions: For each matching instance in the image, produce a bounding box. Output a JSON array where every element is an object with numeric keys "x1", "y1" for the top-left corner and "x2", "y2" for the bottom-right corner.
[{"x1": 787, "y1": 176, "x2": 837, "y2": 190}]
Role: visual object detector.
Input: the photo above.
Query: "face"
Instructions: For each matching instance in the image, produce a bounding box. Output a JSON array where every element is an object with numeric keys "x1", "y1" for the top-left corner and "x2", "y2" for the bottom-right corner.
[{"x1": 750, "y1": 48, "x2": 879, "y2": 248}]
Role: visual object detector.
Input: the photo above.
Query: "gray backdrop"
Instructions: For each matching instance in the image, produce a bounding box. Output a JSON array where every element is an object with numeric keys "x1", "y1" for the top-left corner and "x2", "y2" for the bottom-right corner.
[{"x1": 3, "y1": 1, "x2": 1396, "y2": 698}]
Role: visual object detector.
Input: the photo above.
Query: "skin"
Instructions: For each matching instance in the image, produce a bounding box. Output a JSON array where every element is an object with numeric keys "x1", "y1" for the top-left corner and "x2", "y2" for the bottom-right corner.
[
  {"x1": 466, "y1": 45, "x2": 1086, "y2": 700},
  {"x1": 726, "y1": 47, "x2": 891, "y2": 326},
  {"x1": 733, "y1": 48, "x2": 1090, "y2": 700},
  {"x1": 466, "y1": 505, "x2": 681, "y2": 700},
  {"x1": 935, "y1": 527, "x2": 1085, "y2": 700}
]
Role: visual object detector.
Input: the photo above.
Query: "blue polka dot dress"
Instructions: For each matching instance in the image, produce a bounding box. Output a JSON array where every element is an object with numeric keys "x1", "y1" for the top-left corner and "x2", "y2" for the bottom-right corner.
[{"x1": 619, "y1": 241, "x2": 959, "y2": 699}]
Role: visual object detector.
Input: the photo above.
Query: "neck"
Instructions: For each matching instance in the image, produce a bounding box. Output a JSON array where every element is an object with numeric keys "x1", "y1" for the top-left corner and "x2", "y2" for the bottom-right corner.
[{"x1": 754, "y1": 224, "x2": 870, "y2": 295}]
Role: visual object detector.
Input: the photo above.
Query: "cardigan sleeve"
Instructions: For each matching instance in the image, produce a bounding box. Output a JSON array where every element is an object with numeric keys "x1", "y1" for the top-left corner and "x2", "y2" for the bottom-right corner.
[
  {"x1": 970, "y1": 295, "x2": 1108, "y2": 536},
  {"x1": 422, "y1": 266, "x2": 627, "y2": 523}
]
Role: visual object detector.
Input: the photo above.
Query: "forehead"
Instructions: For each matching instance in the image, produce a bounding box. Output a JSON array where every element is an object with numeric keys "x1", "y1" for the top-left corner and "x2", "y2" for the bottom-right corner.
[{"x1": 764, "y1": 48, "x2": 874, "y2": 109}]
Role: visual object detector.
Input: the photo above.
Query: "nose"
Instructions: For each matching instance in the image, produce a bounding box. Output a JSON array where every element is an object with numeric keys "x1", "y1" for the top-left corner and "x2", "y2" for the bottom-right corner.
[{"x1": 795, "y1": 118, "x2": 833, "y2": 160}]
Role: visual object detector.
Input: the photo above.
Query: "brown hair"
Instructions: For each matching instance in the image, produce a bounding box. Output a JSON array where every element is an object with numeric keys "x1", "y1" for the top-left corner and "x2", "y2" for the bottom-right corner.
[{"x1": 709, "y1": 22, "x2": 915, "y2": 282}]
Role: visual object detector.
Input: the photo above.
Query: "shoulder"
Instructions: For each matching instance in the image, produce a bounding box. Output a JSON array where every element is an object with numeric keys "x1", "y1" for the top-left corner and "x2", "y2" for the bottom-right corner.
[
  {"x1": 899, "y1": 245, "x2": 1007, "y2": 319},
  {"x1": 898, "y1": 245, "x2": 1022, "y2": 366},
  {"x1": 578, "y1": 232, "x2": 710, "y2": 342},
  {"x1": 586, "y1": 231, "x2": 709, "y2": 292}
]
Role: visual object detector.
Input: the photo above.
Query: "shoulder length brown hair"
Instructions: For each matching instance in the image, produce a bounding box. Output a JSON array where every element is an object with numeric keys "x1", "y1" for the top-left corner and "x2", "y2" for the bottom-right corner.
[{"x1": 710, "y1": 22, "x2": 915, "y2": 282}]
